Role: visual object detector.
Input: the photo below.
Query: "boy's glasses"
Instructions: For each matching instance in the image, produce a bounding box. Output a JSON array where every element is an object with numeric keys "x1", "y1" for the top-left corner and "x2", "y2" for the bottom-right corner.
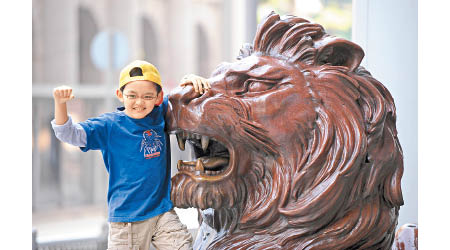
[{"x1": 124, "y1": 94, "x2": 157, "y2": 101}]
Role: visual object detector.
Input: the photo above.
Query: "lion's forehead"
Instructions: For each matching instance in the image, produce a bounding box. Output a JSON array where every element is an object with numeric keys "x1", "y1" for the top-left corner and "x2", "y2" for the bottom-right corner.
[{"x1": 213, "y1": 55, "x2": 299, "y2": 81}]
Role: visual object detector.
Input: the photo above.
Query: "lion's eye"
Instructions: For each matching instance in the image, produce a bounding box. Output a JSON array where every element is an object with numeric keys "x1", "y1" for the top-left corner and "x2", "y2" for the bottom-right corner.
[
  {"x1": 233, "y1": 79, "x2": 276, "y2": 96},
  {"x1": 247, "y1": 80, "x2": 275, "y2": 93}
]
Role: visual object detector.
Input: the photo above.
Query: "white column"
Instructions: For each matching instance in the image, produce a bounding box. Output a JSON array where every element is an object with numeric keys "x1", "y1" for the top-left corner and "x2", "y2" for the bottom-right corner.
[{"x1": 229, "y1": 0, "x2": 252, "y2": 61}]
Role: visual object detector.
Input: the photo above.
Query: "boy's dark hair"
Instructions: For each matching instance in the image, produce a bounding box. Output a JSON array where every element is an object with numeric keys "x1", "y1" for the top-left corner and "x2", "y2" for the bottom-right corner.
[{"x1": 120, "y1": 66, "x2": 162, "y2": 94}]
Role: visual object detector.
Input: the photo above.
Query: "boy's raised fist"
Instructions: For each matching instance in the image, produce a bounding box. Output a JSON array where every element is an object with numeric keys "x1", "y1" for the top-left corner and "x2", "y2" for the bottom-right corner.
[{"x1": 53, "y1": 86, "x2": 75, "y2": 104}]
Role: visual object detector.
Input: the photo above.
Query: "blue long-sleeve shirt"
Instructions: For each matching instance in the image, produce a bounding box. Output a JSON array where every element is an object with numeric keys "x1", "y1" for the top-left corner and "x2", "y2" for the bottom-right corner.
[{"x1": 50, "y1": 97, "x2": 173, "y2": 222}]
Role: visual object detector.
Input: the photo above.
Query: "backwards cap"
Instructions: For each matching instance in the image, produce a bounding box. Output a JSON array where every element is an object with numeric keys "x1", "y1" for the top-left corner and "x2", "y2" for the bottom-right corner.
[
  {"x1": 119, "y1": 60, "x2": 162, "y2": 90},
  {"x1": 119, "y1": 60, "x2": 163, "y2": 106}
]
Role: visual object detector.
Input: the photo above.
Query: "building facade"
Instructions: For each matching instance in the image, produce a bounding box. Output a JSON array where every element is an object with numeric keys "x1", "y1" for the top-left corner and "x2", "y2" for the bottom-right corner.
[{"x1": 32, "y1": 0, "x2": 257, "y2": 220}]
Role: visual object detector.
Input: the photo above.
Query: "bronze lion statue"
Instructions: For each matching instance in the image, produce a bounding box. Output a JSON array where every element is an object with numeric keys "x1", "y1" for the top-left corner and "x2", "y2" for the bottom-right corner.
[{"x1": 166, "y1": 12, "x2": 404, "y2": 250}]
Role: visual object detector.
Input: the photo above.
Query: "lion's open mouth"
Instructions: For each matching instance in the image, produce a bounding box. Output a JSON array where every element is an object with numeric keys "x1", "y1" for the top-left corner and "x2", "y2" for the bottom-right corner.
[{"x1": 175, "y1": 131, "x2": 230, "y2": 176}]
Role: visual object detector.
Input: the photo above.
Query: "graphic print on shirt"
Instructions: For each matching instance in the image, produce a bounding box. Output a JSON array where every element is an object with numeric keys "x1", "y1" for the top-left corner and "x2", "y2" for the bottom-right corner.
[{"x1": 140, "y1": 129, "x2": 163, "y2": 159}]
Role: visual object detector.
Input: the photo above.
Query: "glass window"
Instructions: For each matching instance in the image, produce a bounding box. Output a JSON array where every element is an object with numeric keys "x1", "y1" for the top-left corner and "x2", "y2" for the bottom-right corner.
[
  {"x1": 142, "y1": 17, "x2": 159, "y2": 68},
  {"x1": 196, "y1": 25, "x2": 210, "y2": 77},
  {"x1": 32, "y1": 97, "x2": 108, "y2": 211},
  {"x1": 79, "y1": 6, "x2": 102, "y2": 84}
]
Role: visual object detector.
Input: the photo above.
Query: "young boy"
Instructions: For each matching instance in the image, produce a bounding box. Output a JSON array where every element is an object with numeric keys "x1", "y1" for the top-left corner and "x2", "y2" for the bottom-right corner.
[{"x1": 51, "y1": 60, "x2": 210, "y2": 250}]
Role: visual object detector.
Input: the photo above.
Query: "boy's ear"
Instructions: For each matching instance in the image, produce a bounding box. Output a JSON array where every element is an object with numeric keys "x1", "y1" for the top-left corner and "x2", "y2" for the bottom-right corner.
[
  {"x1": 116, "y1": 88, "x2": 124, "y2": 102},
  {"x1": 155, "y1": 90, "x2": 164, "y2": 106}
]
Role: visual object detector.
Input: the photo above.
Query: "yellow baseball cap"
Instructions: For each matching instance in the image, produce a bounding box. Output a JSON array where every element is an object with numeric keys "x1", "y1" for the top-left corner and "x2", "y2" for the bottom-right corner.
[{"x1": 119, "y1": 60, "x2": 162, "y2": 90}]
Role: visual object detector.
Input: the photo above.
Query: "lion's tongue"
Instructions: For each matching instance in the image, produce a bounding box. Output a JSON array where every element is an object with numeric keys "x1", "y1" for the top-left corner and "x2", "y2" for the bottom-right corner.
[{"x1": 184, "y1": 157, "x2": 228, "y2": 170}]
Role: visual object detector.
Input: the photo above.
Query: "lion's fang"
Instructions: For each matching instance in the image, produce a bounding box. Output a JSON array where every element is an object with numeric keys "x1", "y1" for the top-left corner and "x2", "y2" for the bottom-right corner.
[
  {"x1": 201, "y1": 136, "x2": 210, "y2": 151},
  {"x1": 176, "y1": 133, "x2": 186, "y2": 151}
]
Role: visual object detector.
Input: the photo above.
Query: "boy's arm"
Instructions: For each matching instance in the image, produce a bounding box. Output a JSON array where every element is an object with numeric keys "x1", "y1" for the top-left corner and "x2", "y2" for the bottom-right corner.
[
  {"x1": 53, "y1": 86, "x2": 75, "y2": 125},
  {"x1": 179, "y1": 74, "x2": 211, "y2": 94},
  {"x1": 51, "y1": 116, "x2": 87, "y2": 147},
  {"x1": 51, "y1": 85, "x2": 87, "y2": 147}
]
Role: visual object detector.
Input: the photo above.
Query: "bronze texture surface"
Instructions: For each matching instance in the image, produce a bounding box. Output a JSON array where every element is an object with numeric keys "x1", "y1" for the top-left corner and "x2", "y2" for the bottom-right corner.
[{"x1": 166, "y1": 12, "x2": 406, "y2": 250}]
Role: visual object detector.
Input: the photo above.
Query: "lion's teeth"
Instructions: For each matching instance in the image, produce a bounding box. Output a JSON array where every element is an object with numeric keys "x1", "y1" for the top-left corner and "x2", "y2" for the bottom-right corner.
[
  {"x1": 201, "y1": 136, "x2": 210, "y2": 151},
  {"x1": 176, "y1": 133, "x2": 186, "y2": 151}
]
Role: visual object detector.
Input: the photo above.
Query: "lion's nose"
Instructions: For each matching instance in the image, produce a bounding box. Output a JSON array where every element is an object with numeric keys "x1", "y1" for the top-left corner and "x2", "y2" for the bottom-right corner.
[
  {"x1": 168, "y1": 84, "x2": 202, "y2": 107},
  {"x1": 166, "y1": 84, "x2": 210, "y2": 130}
]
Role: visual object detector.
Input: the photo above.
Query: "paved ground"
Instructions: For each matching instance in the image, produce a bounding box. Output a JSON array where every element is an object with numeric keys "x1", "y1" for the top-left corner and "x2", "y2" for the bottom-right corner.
[{"x1": 33, "y1": 205, "x2": 199, "y2": 243}]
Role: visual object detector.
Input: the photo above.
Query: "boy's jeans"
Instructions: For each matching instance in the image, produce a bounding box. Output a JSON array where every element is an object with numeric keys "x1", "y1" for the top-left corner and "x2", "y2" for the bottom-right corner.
[{"x1": 107, "y1": 209, "x2": 193, "y2": 250}]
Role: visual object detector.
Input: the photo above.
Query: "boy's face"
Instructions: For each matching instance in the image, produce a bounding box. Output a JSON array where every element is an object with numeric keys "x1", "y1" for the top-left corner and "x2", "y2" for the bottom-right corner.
[{"x1": 116, "y1": 80, "x2": 162, "y2": 119}]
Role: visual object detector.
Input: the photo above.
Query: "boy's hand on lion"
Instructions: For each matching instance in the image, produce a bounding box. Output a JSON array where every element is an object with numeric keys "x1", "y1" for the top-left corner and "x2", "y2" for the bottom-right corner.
[
  {"x1": 179, "y1": 74, "x2": 211, "y2": 94},
  {"x1": 53, "y1": 86, "x2": 75, "y2": 104}
]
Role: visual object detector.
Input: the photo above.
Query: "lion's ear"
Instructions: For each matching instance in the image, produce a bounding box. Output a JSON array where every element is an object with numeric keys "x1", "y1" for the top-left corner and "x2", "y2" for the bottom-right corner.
[
  {"x1": 237, "y1": 43, "x2": 254, "y2": 60},
  {"x1": 315, "y1": 37, "x2": 364, "y2": 71}
]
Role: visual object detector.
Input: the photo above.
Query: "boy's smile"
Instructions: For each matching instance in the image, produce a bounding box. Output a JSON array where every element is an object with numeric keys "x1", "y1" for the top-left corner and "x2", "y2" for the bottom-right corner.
[{"x1": 116, "y1": 80, "x2": 162, "y2": 119}]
